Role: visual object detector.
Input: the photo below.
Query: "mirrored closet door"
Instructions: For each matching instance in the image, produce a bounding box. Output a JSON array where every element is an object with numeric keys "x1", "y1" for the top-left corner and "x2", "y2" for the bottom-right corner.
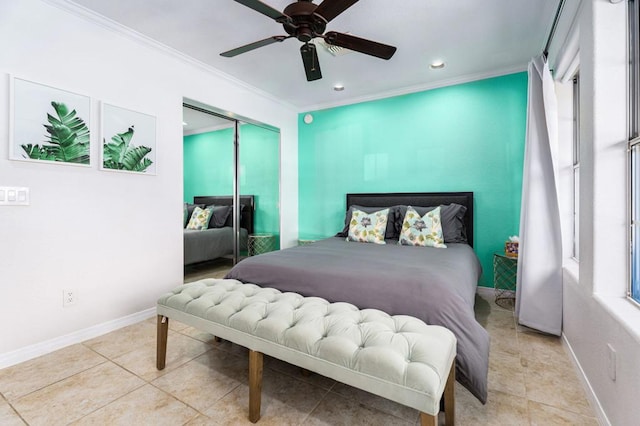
[
  {"x1": 238, "y1": 122, "x2": 280, "y2": 256},
  {"x1": 182, "y1": 102, "x2": 280, "y2": 270}
]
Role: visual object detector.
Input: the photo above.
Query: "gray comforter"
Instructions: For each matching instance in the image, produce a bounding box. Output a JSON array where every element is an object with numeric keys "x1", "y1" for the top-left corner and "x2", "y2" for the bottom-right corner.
[
  {"x1": 225, "y1": 237, "x2": 489, "y2": 403},
  {"x1": 184, "y1": 227, "x2": 247, "y2": 266}
]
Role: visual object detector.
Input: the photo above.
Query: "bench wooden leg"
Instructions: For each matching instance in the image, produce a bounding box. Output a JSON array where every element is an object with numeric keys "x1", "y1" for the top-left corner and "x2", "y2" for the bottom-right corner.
[
  {"x1": 420, "y1": 412, "x2": 437, "y2": 426},
  {"x1": 444, "y1": 363, "x2": 455, "y2": 425},
  {"x1": 156, "y1": 315, "x2": 169, "y2": 370},
  {"x1": 249, "y1": 350, "x2": 263, "y2": 423},
  {"x1": 420, "y1": 362, "x2": 455, "y2": 426}
]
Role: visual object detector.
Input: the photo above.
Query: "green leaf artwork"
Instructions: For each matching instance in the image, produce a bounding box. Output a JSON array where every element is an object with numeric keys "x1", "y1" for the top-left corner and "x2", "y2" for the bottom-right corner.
[
  {"x1": 102, "y1": 126, "x2": 153, "y2": 172},
  {"x1": 21, "y1": 101, "x2": 90, "y2": 164}
]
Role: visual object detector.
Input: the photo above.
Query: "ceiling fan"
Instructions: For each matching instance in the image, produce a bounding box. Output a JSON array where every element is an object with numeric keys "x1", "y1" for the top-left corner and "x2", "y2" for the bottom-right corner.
[{"x1": 221, "y1": 0, "x2": 397, "y2": 82}]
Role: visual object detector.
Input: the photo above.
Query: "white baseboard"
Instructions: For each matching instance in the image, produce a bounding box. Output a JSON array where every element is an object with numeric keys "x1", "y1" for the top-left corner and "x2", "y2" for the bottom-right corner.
[
  {"x1": 561, "y1": 333, "x2": 610, "y2": 426},
  {"x1": 476, "y1": 285, "x2": 607, "y2": 424},
  {"x1": 0, "y1": 307, "x2": 156, "y2": 370}
]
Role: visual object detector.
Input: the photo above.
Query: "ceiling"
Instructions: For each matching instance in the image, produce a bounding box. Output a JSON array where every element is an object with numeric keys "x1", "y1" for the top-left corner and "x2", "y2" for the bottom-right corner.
[
  {"x1": 182, "y1": 106, "x2": 234, "y2": 135},
  {"x1": 69, "y1": 0, "x2": 561, "y2": 110}
]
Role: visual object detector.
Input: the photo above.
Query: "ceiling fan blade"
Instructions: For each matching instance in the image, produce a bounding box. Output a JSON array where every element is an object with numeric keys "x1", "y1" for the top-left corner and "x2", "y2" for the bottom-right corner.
[
  {"x1": 233, "y1": 0, "x2": 290, "y2": 22},
  {"x1": 314, "y1": 0, "x2": 359, "y2": 23},
  {"x1": 221, "y1": 35, "x2": 289, "y2": 57},
  {"x1": 324, "y1": 31, "x2": 396, "y2": 60},
  {"x1": 300, "y1": 43, "x2": 322, "y2": 81}
]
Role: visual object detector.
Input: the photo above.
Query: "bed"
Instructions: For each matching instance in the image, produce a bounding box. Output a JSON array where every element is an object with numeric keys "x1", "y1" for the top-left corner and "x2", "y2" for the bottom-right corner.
[
  {"x1": 184, "y1": 195, "x2": 254, "y2": 266},
  {"x1": 225, "y1": 192, "x2": 489, "y2": 403}
]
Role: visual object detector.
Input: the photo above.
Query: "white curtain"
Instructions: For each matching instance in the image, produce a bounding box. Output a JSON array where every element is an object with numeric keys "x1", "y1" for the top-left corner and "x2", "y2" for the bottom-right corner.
[{"x1": 515, "y1": 55, "x2": 563, "y2": 336}]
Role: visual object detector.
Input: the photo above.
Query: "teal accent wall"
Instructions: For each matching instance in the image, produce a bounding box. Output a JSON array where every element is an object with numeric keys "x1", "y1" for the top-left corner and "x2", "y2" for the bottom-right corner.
[
  {"x1": 184, "y1": 127, "x2": 234, "y2": 202},
  {"x1": 298, "y1": 72, "x2": 527, "y2": 287},
  {"x1": 184, "y1": 124, "x2": 280, "y2": 244}
]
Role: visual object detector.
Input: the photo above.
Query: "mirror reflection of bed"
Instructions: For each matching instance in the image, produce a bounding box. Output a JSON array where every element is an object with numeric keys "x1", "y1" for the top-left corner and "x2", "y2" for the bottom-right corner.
[{"x1": 183, "y1": 195, "x2": 255, "y2": 279}]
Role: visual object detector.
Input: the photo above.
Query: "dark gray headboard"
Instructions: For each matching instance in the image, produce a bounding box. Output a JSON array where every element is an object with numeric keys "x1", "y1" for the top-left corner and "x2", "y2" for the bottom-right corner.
[
  {"x1": 193, "y1": 195, "x2": 255, "y2": 235},
  {"x1": 346, "y1": 192, "x2": 474, "y2": 247}
]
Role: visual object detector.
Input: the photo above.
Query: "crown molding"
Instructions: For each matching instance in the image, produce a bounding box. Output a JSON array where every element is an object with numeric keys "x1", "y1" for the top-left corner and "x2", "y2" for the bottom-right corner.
[
  {"x1": 299, "y1": 64, "x2": 528, "y2": 112},
  {"x1": 41, "y1": 0, "x2": 298, "y2": 113}
]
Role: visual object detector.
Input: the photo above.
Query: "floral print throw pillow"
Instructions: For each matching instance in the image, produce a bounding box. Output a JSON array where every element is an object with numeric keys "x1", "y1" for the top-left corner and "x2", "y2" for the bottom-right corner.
[
  {"x1": 186, "y1": 206, "x2": 213, "y2": 230},
  {"x1": 399, "y1": 206, "x2": 447, "y2": 248},
  {"x1": 346, "y1": 208, "x2": 389, "y2": 245}
]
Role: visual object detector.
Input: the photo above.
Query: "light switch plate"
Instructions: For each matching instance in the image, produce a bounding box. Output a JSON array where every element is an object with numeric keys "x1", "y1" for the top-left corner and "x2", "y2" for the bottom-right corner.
[{"x1": 0, "y1": 187, "x2": 29, "y2": 206}]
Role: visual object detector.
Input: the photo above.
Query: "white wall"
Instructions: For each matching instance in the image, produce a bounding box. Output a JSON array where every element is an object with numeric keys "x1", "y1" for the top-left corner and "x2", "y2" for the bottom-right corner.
[
  {"x1": 554, "y1": 1, "x2": 640, "y2": 425},
  {"x1": 0, "y1": 0, "x2": 298, "y2": 364}
]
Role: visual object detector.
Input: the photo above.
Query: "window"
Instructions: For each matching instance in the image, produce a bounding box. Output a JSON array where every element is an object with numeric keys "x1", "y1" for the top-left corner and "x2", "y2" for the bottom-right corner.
[
  {"x1": 632, "y1": 0, "x2": 640, "y2": 138},
  {"x1": 572, "y1": 75, "x2": 580, "y2": 261},
  {"x1": 629, "y1": 0, "x2": 640, "y2": 304},
  {"x1": 631, "y1": 144, "x2": 640, "y2": 303}
]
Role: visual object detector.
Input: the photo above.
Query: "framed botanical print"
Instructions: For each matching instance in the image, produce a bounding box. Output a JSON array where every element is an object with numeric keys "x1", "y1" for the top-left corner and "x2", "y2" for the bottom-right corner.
[
  {"x1": 10, "y1": 77, "x2": 91, "y2": 166},
  {"x1": 101, "y1": 102, "x2": 156, "y2": 175}
]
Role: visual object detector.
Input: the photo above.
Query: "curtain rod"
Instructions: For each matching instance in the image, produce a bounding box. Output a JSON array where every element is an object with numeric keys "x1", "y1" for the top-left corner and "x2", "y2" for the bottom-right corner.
[{"x1": 543, "y1": 0, "x2": 567, "y2": 59}]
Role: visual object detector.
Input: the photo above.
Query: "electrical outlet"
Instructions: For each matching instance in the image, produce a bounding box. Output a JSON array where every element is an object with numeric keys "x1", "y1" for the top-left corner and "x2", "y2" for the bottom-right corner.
[
  {"x1": 63, "y1": 289, "x2": 76, "y2": 307},
  {"x1": 607, "y1": 343, "x2": 617, "y2": 381}
]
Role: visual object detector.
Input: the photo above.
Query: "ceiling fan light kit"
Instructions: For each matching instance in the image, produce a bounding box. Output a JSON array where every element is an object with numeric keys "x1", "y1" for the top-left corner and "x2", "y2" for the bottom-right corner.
[
  {"x1": 316, "y1": 38, "x2": 350, "y2": 56},
  {"x1": 222, "y1": 0, "x2": 397, "y2": 82}
]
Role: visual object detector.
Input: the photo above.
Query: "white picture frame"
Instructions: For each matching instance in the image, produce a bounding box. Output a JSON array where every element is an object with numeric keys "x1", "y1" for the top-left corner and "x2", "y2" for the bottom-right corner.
[
  {"x1": 10, "y1": 76, "x2": 92, "y2": 166},
  {"x1": 100, "y1": 102, "x2": 157, "y2": 175}
]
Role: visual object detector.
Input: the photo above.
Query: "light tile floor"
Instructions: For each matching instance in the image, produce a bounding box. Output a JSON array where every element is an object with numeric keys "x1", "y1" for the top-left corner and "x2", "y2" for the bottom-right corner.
[{"x1": 0, "y1": 259, "x2": 599, "y2": 425}]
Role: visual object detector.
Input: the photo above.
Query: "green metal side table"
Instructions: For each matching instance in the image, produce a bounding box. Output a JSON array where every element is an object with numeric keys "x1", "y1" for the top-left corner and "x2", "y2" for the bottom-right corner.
[
  {"x1": 298, "y1": 236, "x2": 322, "y2": 246},
  {"x1": 248, "y1": 233, "x2": 276, "y2": 256},
  {"x1": 493, "y1": 252, "x2": 518, "y2": 309}
]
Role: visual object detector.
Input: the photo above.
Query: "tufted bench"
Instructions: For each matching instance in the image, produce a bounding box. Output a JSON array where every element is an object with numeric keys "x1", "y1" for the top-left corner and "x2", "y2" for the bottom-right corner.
[{"x1": 156, "y1": 279, "x2": 456, "y2": 425}]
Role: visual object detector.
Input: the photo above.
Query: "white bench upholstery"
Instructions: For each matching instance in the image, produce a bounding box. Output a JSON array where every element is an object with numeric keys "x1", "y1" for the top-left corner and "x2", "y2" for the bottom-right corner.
[{"x1": 157, "y1": 278, "x2": 456, "y2": 425}]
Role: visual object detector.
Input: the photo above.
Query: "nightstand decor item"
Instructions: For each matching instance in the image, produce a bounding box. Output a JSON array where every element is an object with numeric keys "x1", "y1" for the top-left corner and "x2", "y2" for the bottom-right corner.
[{"x1": 504, "y1": 235, "x2": 519, "y2": 258}]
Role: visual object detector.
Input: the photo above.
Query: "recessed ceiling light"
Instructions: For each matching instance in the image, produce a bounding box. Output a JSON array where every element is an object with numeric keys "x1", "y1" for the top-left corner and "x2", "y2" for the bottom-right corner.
[
  {"x1": 333, "y1": 84, "x2": 345, "y2": 91},
  {"x1": 429, "y1": 60, "x2": 445, "y2": 69}
]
